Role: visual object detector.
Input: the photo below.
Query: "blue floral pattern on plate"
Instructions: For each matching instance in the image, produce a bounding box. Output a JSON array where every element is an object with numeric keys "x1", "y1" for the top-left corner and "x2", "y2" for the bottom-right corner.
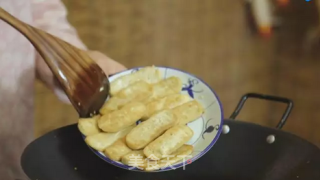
[{"x1": 181, "y1": 78, "x2": 204, "y2": 98}]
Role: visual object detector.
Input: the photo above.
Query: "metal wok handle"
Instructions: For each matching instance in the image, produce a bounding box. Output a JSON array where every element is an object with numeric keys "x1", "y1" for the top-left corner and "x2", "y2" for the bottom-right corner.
[{"x1": 229, "y1": 93, "x2": 294, "y2": 129}]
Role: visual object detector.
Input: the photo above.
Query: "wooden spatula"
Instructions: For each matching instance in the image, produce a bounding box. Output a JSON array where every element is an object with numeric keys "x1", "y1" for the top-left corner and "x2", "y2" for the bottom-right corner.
[{"x1": 0, "y1": 7, "x2": 110, "y2": 118}]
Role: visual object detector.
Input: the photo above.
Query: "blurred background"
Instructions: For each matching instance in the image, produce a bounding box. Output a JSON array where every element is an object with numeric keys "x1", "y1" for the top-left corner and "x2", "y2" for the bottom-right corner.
[{"x1": 35, "y1": 0, "x2": 320, "y2": 147}]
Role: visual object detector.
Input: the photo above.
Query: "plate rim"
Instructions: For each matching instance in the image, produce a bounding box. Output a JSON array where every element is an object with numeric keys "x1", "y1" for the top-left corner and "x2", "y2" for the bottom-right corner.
[{"x1": 82, "y1": 66, "x2": 224, "y2": 172}]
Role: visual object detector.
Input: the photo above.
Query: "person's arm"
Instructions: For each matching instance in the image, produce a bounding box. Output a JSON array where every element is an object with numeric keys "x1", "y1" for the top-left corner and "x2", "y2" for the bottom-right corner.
[
  {"x1": 32, "y1": 0, "x2": 126, "y2": 103},
  {"x1": 32, "y1": 0, "x2": 87, "y2": 50}
]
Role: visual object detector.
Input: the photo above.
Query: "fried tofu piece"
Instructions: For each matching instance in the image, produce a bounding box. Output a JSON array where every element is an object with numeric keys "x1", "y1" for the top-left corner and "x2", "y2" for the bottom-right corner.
[
  {"x1": 115, "y1": 81, "x2": 152, "y2": 99},
  {"x1": 78, "y1": 115, "x2": 101, "y2": 136},
  {"x1": 100, "y1": 81, "x2": 153, "y2": 115},
  {"x1": 121, "y1": 150, "x2": 147, "y2": 168},
  {"x1": 98, "y1": 102, "x2": 146, "y2": 132},
  {"x1": 99, "y1": 97, "x2": 130, "y2": 115},
  {"x1": 144, "y1": 125, "x2": 194, "y2": 160},
  {"x1": 110, "y1": 66, "x2": 162, "y2": 96},
  {"x1": 144, "y1": 144, "x2": 194, "y2": 171},
  {"x1": 172, "y1": 100, "x2": 204, "y2": 125},
  {"x1": 143, "y1": 77, "x2": 183, "y2": 104},
  {"x1": 84, "y1": 126, "x2": 134, "y2": 152},
  {"x1": 142, "y1": 94, "x2": 192, "y2": 120},
  {"x1": 104, "y1": 138, "x2": 132, "y2": 161},
  {"x1": 126, "y1": 110, "x2": 177, "y2": 150}
]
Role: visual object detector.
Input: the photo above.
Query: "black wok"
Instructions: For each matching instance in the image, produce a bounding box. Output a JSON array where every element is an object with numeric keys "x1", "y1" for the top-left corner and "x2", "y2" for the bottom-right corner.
[{"x1": 21, "y1": 93, "x2": 320, "y2": 180}]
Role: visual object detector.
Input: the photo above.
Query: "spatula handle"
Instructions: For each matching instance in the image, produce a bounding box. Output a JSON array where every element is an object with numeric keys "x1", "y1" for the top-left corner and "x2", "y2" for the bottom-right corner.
[
  {"x1": 0, "y1": 7, "x2": 75, "y2": 94},
  {"x1": 0, "y1": 7, "x2": 110, "y2": 117},
  {"x1": 0, "y1": 7, "x2": 55, "y2": 56},
  {"x1": 0, "y1": 8, "x2": 30, "y2": 35},
  {"x1": 0, "y1": 7, "x2": 64, "y2": 74},
  {"x1": 0, "y1": 7, "x2": 60, "y2": 77}
]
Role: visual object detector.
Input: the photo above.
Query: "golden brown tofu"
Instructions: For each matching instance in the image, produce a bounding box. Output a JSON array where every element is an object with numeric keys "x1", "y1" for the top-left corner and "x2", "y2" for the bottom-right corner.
[
  {"x1": 142, "y1": 94, "x2": 192, "y2": 120},
  {"x1": 144, "y1": 144, "x2": 194, "y2": 171},
  {"x1": 84, "y1": 126, "x2": 134, "y2": 152},
  {"x1": 143, "y1": 125, "x2": 194, "y2": 160},
  {"x1": 104, "y1": 138, "x2": 132, "y2": 161},
  {"x1": 143, "y1": 77, "x2": 183, "y2": 104},
  {"x1": 126, "y1": 110, "x2": 177, "y2": 150},
  {"x1": 172, "y1": 100, "x2": 204, "y2": 125},
  {"x1": 100, "y1": 81, "x2": 153, "y2": 115},
  {"x1": 98, "y1": 102, "x2": 146, "y2": 132},
  {"x1": 78, "y1": 115, "x2": 101, "y2": 136},
  {"x1": 110, "y1": 66, "x2": 162, "y2": 96},
  {"x1": 99, "y1": 97, "x2": 130, "y2": 115},
  {"x1": 121, "y1": 150, "x2": 147, "y2": 168},
  {"x1": 169, "y1": 144, "x2": 193, "y2": 157},
  {"x1": 114, "y1": 81, "x2": 152, "y2": 99}
]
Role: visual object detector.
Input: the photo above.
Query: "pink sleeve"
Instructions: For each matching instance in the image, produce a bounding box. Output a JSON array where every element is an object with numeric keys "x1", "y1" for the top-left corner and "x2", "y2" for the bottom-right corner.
[
  {"x1": 32, "y1": 0, "x2": 87, "y2": 104},
  {"x1": 31, "y1": 0, "x2": 87, "y2": 50}
]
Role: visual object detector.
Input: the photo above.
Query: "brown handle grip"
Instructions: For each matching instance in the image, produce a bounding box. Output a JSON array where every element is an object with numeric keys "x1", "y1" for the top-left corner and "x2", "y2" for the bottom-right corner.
[
  {"x1": 0, "y1": 7, "x2": 30, "y2": 34},
  {"x1": 0, "y1": 7, "x2": 109, "y2": 117},
  {"x1": 0, "y1": 7, "x2": 84, "y2": 90},
  {"x1": 0, "y1": 7, "x2": 64, "y2": 79},
  {"x1": 0, "y1": 7, "x2": 54, "y2": 55}
]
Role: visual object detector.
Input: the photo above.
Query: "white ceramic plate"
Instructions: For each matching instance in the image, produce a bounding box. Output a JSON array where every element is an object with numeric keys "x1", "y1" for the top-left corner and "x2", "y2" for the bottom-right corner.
[{"x1": 82, "y1": 66, "x2": 224, "y2": 172}]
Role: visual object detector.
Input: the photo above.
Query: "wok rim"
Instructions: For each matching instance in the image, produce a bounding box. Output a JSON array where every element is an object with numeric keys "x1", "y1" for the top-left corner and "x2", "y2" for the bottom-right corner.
[{"x1": 223, "y1": 119, "x2": 320, "y2": 151}]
